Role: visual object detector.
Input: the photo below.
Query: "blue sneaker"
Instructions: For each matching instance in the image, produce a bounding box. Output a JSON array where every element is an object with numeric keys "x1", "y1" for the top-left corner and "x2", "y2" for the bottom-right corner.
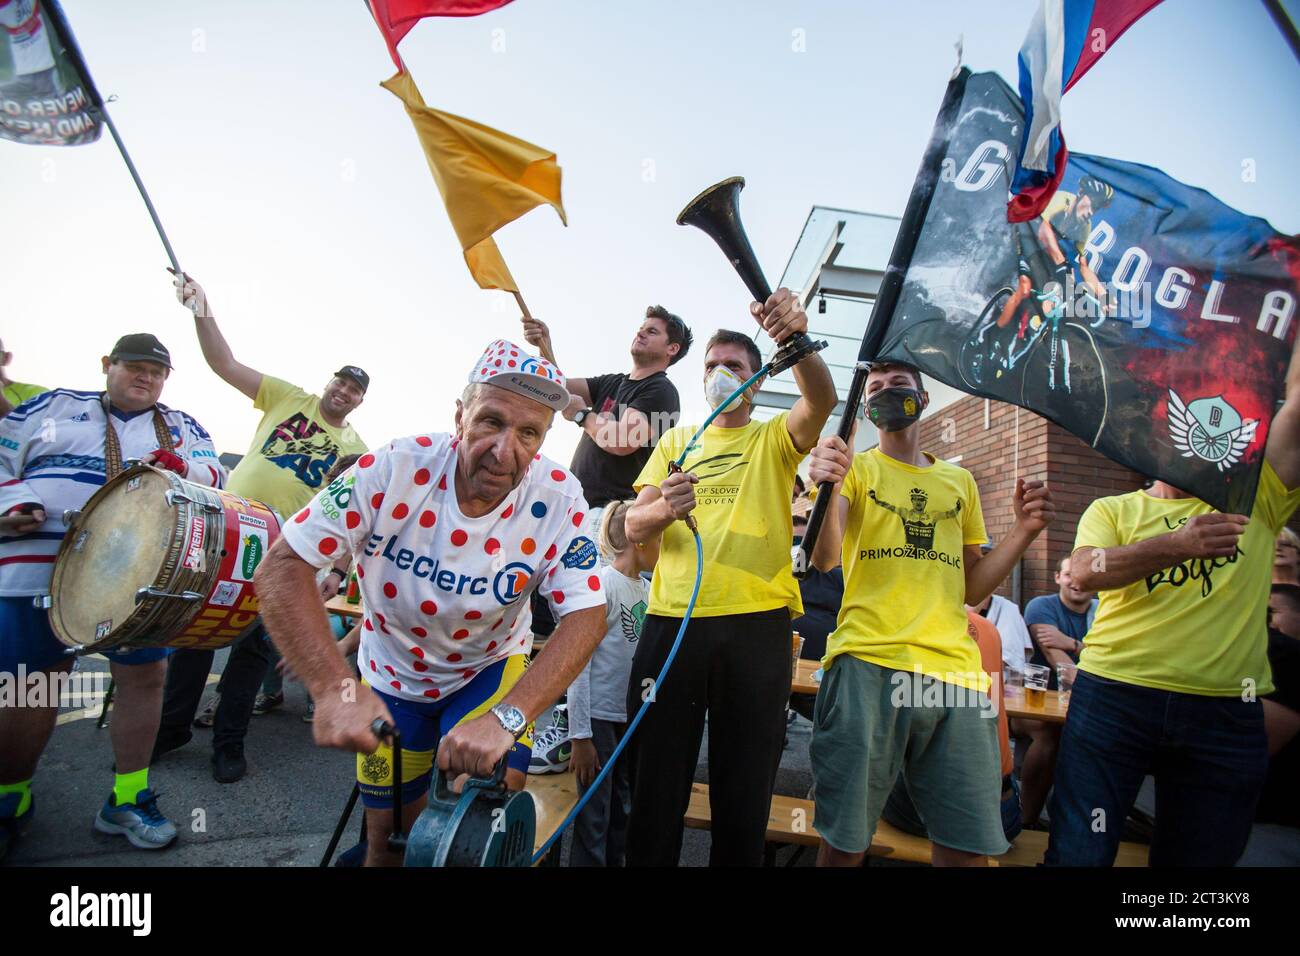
[
  {"x1": 0, "y1": 791, "x2": 34, "y2": 862},
  {"x1": 93, "y1": 788, "x2": 178, "y2": 850}
]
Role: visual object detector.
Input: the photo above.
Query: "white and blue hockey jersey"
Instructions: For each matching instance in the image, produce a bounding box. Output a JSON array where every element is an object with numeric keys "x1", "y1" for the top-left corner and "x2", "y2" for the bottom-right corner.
[{"x1": 0, "y1": 389, "x2": 226, "y2": 597}]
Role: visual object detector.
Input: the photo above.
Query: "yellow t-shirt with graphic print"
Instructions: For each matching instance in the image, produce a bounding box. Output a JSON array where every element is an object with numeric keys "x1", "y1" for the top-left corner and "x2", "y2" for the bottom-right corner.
[
  {"x1": 1074, "y1": 460, "x2": 1300, "y2": 697},
  {"x1": 226, "y1": 376, "x2": 368, "y2": 519},
  {"x1": 826, "y1": 448, "x2": 989, "y2": 691},
  {"x1": 634, "y1": 412, "x2": 805, "y2": 619}
]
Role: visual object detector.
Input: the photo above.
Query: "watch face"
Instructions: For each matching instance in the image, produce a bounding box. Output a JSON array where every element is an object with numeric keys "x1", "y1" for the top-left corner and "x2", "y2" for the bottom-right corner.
[{"x1": 495, "y1": 705, "x2": 525, "y2": 734}]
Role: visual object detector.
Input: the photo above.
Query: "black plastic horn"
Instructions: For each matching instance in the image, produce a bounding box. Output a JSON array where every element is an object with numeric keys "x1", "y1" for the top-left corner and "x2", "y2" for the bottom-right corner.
[{"x1": 677, "y1": 177, "x2": 827, "y2": 376}]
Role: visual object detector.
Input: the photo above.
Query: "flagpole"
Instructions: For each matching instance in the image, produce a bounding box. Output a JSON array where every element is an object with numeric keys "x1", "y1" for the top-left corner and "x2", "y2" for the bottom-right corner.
[
  {"x1": 1262, "y1": 0, "x2": 1300, "y2": 64},
  {"x1": 42, "y1": 0, "x2": 182, "y2": 275},
  {"x1": 795, "y1": 67, "x2": 970, "y2": 577}
]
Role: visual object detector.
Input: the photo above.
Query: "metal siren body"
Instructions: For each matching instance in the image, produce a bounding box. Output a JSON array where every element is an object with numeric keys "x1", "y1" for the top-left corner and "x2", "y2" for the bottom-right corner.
[
  {"x1": 676, "y1": 177, "x2": 828, "y2": 376},
  {"x1": 403, "y1": 760, "x2": 537, "y2": 867}
]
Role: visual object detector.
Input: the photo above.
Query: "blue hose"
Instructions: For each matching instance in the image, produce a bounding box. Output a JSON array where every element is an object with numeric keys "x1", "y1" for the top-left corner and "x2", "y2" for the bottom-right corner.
[{"x1": 529, "y1": 365, "x2": 769, "y2": 864}]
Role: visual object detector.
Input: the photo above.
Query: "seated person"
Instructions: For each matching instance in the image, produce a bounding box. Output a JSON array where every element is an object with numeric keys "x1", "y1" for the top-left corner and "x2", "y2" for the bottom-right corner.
[
  {"x1": 1013, "y1": 555, "x2": 1097, "y2": 828},
  {"x1": 790, "y1": 506, "x2": 844, "y2": 722},
  {"x1": 1275, "y1": 528, "x2": 1300, "y2": 586},
  {"x1": 882, "y1": 607, "x2": 1021, "y2": 845}
]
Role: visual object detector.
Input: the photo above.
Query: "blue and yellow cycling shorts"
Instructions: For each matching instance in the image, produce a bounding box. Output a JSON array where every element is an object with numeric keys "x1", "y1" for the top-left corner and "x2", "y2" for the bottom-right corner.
[{"x1": 357, "y1": 654, "x2": 533, "y2": 809}]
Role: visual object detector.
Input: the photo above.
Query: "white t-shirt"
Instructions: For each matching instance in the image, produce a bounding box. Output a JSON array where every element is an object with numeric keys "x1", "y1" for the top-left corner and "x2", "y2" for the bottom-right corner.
[
  {"x1": 281, "y1": 433, "x2": 605, "y2": 702},
  {"x1": 568, "y1": 564, "x2": 649, "y2": 736},
  {"x1": 986, "y1": 594, "x2": 1031, "y2": 670}
]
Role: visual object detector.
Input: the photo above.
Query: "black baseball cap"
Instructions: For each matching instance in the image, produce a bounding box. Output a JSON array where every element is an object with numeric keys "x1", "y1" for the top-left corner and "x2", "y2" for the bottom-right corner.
[
  {"x1": 111, "y1": 333, "x2": 173, "y2": 369},
  {"x1": 334, "y1": 365, "x2": 370, "y2": 392}
]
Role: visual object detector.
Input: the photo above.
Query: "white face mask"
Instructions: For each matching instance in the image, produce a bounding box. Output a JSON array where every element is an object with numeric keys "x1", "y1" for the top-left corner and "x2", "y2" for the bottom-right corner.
[{"x1": 705, "y1": 366, "x2": 751, "y2": 413}]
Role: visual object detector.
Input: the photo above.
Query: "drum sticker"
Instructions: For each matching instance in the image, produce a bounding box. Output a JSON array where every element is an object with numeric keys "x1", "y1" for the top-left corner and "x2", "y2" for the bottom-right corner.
[
  {"x1": 126, "y1": 476, "x2": 142, "y2": 493},
  {"x1": 73, "y1": 530, "x2": 90, "y2": 553},
  {"x1": 234, "y1": 515, "x2": 269, "y2": 582},
  {"x1": 210, "y1": 581, "x2": 242, "y2": 607},
  {"x1": 95, "y1": 620, "x2": 113, "y2": 640},
  {"x1": 182, "y1": 515, "x2": 207, "y2": 572}
]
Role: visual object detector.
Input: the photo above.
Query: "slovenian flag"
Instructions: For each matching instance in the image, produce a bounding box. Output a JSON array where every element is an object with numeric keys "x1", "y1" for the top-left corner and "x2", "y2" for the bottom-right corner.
[{"x1": 1008, "y1": 0, "x2": 1163, "y2": 222}]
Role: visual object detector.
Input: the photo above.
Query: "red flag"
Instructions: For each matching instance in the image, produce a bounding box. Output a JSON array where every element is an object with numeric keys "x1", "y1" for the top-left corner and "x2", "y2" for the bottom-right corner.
[{"x1": 368, "y1": 0, "x2": 516, "y2": 68}]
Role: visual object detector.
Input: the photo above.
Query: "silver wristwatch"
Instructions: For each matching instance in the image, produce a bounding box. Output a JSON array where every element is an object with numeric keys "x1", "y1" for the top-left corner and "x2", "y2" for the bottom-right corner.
[
  {"x1": 490, "y1": 703, "x2": 527, "y2": 739},
  {"x1": 573, "y1": 408, "x2": 591, "y2": 427}
]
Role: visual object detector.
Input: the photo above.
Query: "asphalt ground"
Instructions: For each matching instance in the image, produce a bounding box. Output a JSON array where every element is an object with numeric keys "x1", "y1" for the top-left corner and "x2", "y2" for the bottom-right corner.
[{"x1": 8, "y1": 647, "x2": 820, "y2": 867}]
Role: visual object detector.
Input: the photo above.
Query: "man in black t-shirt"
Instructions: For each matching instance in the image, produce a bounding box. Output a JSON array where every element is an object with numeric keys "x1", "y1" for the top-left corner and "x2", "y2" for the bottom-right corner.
[{"x1": 522, "y1": 305, "x2": 692, "y2": 514}]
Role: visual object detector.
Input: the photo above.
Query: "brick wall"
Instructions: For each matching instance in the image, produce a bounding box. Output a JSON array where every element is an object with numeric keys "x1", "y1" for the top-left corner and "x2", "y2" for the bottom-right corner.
[{"x1": 913, "y1": 394, "x2": 1143, "y2": 606}]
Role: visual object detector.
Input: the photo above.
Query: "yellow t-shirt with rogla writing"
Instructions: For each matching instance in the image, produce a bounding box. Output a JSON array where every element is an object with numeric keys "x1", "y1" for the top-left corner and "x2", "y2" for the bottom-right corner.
[
  {"x1": 1073, "y1": 460, "x2": 1300, "y2": 697},
  {"x1": 826, "y1": 448, "x2": 989, "y2": 691},
  {"x1": 634, "y1": 412, "x2": 805, "y2": 619}
]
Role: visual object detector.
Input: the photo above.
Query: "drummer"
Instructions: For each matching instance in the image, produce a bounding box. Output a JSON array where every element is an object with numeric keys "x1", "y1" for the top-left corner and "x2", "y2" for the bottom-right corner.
[
  {"x1": 254, "y1": 339, "x2": 607, "y2": 866},
  {"x1": 0, "y1": 334, "x2": 225, "y2": 860}
]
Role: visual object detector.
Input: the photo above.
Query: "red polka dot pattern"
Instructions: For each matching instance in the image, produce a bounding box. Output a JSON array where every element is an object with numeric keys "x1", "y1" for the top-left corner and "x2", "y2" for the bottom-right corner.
[
  {"x1": 345, "y1": 511, "x2": 361, "y2": 529},
  {"x1": 383, "y1": 582, "x2": 397, "y2": 599},
  {"x1": 501, "y1": 504, "x2": 514, "y2": 519},
  {"x1": 358, "y1": 454, "x2": 375, "y2": 468},
  {"x1": 485, "y1": 538, "x2": 500, "y2": 555},
  {"x1": 544, "y1": 544, "x2": 557, "y2": 560},
  {"x1": 416, "y1": 435, "x2": 433, "y2": 447},
  {"x1": 294, "y1": 509, "x2": 310, "y2": 524},
  {"x1": 318, "y1": 537, "x2": 338, "y2": 556},
  {"x1": 550, "y1": 470, "x2": 565, "y2": 482},
  {"x1": 371, "y1": 493, "x2": 384, "y2": 510},
  {"x1": 420, "y1": 600, "x2": 437, "y2": 615},
  {"x1": 588, "y1": 575, "x2": 601, "y2": 591},
  {"x1": 448, "y1": 653, "x2": 463, "y2": 663},
  {"x1": 424, "y1": 689, "x2": 440, "y2": 699},
  {"x1": 453, "y1": 629, "x2": 469, "y2": 640},
  {"x1": 392, "y1": 503, "x2": 409, "y2": 519},
  {"x1": 414, "y1": 468, "x2": 431, "y2": 485},
  {"x1": 553, "y1": 590, "x2": 565, "y2": 604},
  {"x1": 411, "y1": 627, "x2": 427, "y2": 639},
  {"x1": 465, "y1": 610, "x2": 482, "y2": 620},
  {"x1": 419, "y1": 510, "x2": 435, "y2": 528},
  {"x1": 451, "y1": 529, "x2": 468, "y2": 547},
  {"x1": 573, "y1": 512, "x2": 585, "y2": 527}
]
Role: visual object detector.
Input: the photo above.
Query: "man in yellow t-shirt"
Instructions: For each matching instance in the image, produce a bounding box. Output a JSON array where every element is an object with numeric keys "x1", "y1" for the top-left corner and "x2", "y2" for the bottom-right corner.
[
  {"x1": 154, "y1": 273, "x2": 370, "y2": 784},
  {"x1": 806, "y1": 361, "x2": 1054, "y2": 867},
  {"x1": 623, "y1": 290, "x2": 837, "y2": 866},
  {"x1": 1046, "y1": 351, "x2": 1300, "y2": 866},
  {"x1": 0, "y1": 337, "x2": 46, "y2": 418}
]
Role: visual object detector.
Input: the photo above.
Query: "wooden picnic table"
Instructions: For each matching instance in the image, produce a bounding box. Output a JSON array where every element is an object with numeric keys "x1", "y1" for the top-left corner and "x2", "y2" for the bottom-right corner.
[
  {"x1": 1002, "y1": 686, "x2": 1069, "y2": 724},
  {"x1": 325, "y1": 594, "x2": 362, "y2": 620},
  {"x1": 792, "y1": 659, "x2": 1069, "y2": 724}
]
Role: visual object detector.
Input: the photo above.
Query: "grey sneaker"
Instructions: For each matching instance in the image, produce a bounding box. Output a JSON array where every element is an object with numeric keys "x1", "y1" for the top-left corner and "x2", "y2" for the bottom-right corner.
[
  {"x1": 93, "y1": 789, "x2": 178, "y2": 850},
  {"x1": 193, "y1": 694, "x2": 220, "y2": 728},
  {"x1": 527, "y1": 704, "x2": 570, "y2": 775}
]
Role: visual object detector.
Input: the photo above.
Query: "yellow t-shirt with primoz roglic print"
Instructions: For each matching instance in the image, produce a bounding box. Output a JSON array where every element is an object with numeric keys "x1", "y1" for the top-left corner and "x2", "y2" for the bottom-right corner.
[
  {"x1": 1074, "y1": 460, "x2": 1300, "y2": 697},
  {"x1": 826, "y1": 448, "x2": 989, "y2": 691},
  {"x1": 634, "y1": 412, "x2": 805, "y2": 619}
]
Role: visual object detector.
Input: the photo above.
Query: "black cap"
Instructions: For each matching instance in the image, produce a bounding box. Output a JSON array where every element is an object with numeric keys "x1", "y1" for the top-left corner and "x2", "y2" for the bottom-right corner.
[
  {"x1": 334, "y1": 365, "x2": 370, "y2": 392},
  {"x1": 111, "y1": 333, "x2": 172, "y2": 369}
]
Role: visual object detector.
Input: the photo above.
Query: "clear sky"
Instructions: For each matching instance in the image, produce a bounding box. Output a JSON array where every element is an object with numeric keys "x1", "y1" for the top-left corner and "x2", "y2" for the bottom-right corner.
[{"x1": 4, "y1": 0, "x2": 1298, "y2": 468}]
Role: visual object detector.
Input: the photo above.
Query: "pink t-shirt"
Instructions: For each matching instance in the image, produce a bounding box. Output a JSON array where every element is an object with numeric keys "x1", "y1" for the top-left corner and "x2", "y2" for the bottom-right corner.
[{"x1": 281, "y1": 433, "x2": 605, "y2": 702}]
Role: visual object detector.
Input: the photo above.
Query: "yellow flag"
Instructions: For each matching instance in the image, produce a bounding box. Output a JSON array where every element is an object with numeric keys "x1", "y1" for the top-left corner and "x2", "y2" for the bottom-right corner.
[{"x1": 382, "y1": 69, "x2": 565, "y2": 292}]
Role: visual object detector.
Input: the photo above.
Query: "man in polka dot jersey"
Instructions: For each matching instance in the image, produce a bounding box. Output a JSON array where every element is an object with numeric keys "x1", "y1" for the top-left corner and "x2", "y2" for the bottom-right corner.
[{"x1": 255, "y1": 340, "x2": 607, "y2": 866}]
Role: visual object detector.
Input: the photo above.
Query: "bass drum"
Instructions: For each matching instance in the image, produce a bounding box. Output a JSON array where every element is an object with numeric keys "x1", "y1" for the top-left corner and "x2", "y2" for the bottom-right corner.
[{"x1": 47, "y1": 465, "x2": 282, "y2": 654}]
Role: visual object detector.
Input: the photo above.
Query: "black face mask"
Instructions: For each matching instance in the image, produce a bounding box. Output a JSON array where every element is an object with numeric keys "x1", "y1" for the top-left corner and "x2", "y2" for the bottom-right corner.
[{"x1": 866, "y1": 387, "x2": 923, "y2": 432}]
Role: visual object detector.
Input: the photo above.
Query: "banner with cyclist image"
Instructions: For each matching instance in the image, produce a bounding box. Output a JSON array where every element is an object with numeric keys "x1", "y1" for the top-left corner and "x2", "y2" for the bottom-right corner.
[
  {"x1": 0, "y1": 1, "x2": 103, "y2": 146},
  {"x1": 874, "y1": 70, "x2": 1300, "y2": 514}
]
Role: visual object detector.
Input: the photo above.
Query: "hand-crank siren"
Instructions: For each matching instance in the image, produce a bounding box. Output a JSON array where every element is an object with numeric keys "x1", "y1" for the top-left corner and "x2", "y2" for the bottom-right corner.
[{"x1": 677, "y1": 177, "x2": 828, "y2": 376}]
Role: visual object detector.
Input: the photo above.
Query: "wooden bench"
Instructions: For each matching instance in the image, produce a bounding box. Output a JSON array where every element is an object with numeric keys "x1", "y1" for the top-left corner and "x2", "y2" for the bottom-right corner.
[{"x1": 683, "y1": 783, "x2": 1149, "y2": 866}]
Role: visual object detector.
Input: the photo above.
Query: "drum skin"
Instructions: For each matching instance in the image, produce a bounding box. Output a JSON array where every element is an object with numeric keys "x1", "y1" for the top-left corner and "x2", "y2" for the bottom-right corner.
[{"x1": 48, "y1": 465, "x2": 282, "y2": 654}]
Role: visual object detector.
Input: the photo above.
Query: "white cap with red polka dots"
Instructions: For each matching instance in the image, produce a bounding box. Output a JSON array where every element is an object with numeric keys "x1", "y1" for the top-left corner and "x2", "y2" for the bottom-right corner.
[{"x1": 470, "y1": 339, "x2": 568, "y2": 412}]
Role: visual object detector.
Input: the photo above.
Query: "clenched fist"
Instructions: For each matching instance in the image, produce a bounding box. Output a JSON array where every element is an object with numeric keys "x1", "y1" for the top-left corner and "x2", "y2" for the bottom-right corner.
[
  {"x1": 660, "y1": 469, "x2": 698, "y2": 520},
  {"x1": 1174, "y1": 512, "x2": 1248, "y2": 560},
  {"x1": 750, "y1": 288, "x2": 807, "y2": 345}
]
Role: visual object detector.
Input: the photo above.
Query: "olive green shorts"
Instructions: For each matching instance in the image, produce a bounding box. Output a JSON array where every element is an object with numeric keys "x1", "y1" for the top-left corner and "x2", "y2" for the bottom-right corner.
[{"x1": 809, "y1": 655, "x2": 1008, "y2": 857}]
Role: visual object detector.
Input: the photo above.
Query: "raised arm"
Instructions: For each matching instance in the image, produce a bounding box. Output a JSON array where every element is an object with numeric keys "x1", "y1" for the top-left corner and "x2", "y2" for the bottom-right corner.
[
  {"x1": 173, "y1": 271, "x2": 263, "y2": 401},
  {"x1": 1266, "y1": 328, "x2": 1300, "y2": 490},
  {"x1": 749, "y1": 289, "x2": 837, "y2": 453},
  {"x1": 519, "y1": 315, "x2": 592, "y2": 404},
  {"x1": 807, "y1": 434, "x2": 854, "y2": 572}
]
